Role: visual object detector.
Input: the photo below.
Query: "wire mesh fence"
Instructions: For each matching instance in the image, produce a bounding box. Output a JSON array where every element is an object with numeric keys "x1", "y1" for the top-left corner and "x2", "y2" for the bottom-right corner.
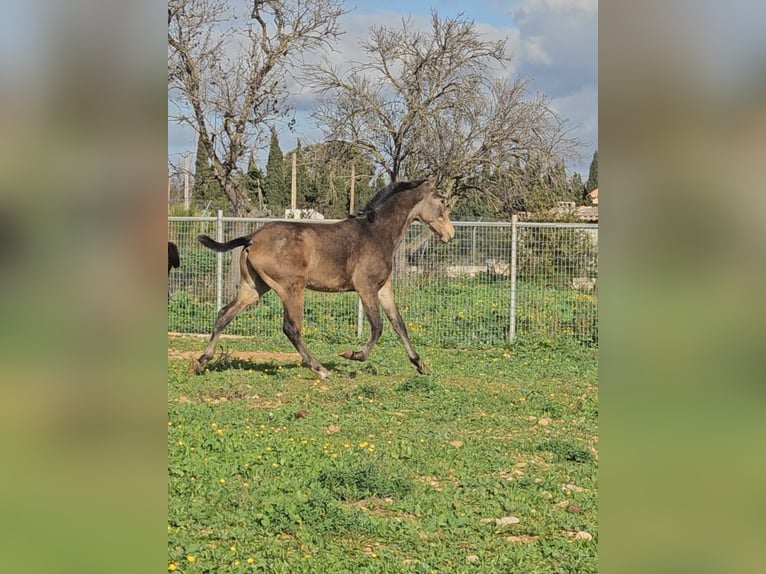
[{"x1": 168, "y1": 216, "x2": 598, "y2": 348}]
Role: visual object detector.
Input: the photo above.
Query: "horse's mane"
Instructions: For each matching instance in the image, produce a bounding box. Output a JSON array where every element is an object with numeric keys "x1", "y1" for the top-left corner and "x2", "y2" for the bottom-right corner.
[{"x1": 353, "y1": 179, "x2": 428, "y2": 222}]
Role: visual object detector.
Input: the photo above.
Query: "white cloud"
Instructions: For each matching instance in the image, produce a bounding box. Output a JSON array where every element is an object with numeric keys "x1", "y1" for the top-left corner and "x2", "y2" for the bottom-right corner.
[
  {"x1": 515, "y1": 0, "x2": 598, "y2": 17},
  {"x1": 524, "y1": 35, "x2": 553, "y2": 66},
  {"x1": 550, "y1": 84, "x2": 598, "y2": 171},
  {"x1": 502, "y1": 0, "x2": 597, "y2": 172},
  {"x1": 512, "y1": 0, "x2": 597, "y2": 96}
]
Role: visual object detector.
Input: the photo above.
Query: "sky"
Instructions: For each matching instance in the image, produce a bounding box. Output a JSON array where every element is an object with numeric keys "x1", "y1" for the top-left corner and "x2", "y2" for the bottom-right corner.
[{"x1": 168, "y1": 0, "x2": 597, "y2": 176}]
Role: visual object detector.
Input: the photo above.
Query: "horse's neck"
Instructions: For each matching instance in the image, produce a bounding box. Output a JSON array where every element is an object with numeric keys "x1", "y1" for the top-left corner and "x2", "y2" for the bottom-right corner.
[{"x1": 374, "y1": 190, "x2": 423, "y2": 250}]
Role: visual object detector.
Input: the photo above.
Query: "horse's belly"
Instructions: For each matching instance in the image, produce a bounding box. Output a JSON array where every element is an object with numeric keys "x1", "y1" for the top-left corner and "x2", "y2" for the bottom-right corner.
[{"x1": 306, "y1": 277, "x2": 353, "y2": 293}]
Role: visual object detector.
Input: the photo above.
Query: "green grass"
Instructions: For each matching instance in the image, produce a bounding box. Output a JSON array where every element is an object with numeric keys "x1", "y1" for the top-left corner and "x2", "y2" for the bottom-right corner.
[{"x1": 168, "y1": 335, "x2": 598, "y2": 573}]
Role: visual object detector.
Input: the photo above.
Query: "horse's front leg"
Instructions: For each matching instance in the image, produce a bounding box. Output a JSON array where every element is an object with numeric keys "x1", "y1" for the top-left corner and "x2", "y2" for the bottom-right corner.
[
  {"x1": 377, "y1": 279, "x2": 427, "y2": 374},
  {"x1": 278, "y1": 288, "x2": 332, "y2": 379},
  {"x1": 339, "y1": 290, "x2": 383, "y2": 363}
]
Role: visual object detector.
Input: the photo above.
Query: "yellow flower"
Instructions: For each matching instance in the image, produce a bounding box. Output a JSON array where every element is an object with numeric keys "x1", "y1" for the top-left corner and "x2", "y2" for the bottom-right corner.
[
  {"x1": 217, "y1": 429, "x2": 224, "y2": 435},
  {"x1": 247, "y1": 558, "x2": 254, "y2": 564},
  {"x1": 219, "y1": 478, "x2": 226, "y2": 484},
  {"x1": 168, "y1": 563, "x2": 177, "y2": 571},
  {"x1": 359, "y1": 441, "x2": 369, "y2": 449},
  {"x1": 230, "y1": 545, "x2": 237, "y2": 552},
  {"x1": 243, "y1": 482, "x2": 249, "y2": 488},
  {"x1": 186, "y1": 555, "x2": 195, "y2": 562}
]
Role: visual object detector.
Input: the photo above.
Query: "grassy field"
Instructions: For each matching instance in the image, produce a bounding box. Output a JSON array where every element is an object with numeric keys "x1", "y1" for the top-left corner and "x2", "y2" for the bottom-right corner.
[{"x1": 168, "y1": 334, "x2": 598, "y2": 573}]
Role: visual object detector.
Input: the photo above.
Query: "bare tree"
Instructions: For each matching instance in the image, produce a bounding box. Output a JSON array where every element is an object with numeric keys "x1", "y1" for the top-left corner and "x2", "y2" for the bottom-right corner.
[
  {"x1": 168, "y1": 0, "x2": 347, "y2": 215},
  {"x1": 167, "y1": 157, "x2": 189, "y2": 209},
  {"x1": 309, "y1": 11, "x2": 579, "y2": 204}
]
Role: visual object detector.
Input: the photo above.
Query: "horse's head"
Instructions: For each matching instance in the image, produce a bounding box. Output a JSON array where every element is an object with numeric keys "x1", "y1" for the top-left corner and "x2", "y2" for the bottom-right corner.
[{"x1": 413, "y1": 177, "x2": 456, "y2": 243}]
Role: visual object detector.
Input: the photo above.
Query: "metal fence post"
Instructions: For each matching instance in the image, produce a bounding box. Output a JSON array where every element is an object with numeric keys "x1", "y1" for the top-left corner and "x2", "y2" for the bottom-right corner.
[
  {"x1": 509, "y1": 214, "x2": 518, "y2": 344},
  {"x1": 215, "y1": 209, "x2": 223, "y2": 312},
  {"x1": 356, "y1": 298, "x2": 364, "y2": 339}
]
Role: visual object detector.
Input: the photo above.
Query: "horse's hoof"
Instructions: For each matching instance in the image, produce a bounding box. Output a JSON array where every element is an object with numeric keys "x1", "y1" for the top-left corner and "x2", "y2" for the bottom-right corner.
[
  {"x1": 188, "y1": 359, "x2": 202, "y2": 374},
  {"x1": 339, "y1": 350, "x2": 364, "y2": 362},
  {"x1": 415, "y1": 360, "x2": 428, "y2": 375},
  {"x1": 313, "y1": 366, "x2": 332, "y2": 379}
]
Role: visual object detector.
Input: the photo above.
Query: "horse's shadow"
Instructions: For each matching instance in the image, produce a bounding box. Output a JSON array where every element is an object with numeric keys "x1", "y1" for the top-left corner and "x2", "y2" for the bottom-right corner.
[{"x1": 201, "y1": 356, "x2": 352, "y2": 377}]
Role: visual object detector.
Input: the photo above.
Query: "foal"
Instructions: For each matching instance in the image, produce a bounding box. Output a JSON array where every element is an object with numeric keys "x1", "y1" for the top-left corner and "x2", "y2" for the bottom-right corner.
[{"x1": 190, "y1": 177, "x2": 455, "y2": 379}]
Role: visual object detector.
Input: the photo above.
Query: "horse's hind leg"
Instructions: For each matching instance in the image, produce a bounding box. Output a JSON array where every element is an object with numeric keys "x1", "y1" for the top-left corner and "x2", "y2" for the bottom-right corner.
[
  {"x1": 378, "y1": 279, "x2": 427, "y2": 374},
  {"x1": 189, "y1": 280, "x2": 264, "y2": 373}
]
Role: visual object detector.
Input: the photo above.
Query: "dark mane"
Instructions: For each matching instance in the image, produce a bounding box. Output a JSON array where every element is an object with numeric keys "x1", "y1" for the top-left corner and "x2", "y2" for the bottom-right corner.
[{"x1": 354, "y1": 179, "x2": 428, "y2": 222}]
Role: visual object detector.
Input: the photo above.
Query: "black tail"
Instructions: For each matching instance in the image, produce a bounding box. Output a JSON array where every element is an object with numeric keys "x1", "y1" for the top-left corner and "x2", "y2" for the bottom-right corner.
[{"x1": 197, "y1": 234, "x2": 251, "y2": 252}]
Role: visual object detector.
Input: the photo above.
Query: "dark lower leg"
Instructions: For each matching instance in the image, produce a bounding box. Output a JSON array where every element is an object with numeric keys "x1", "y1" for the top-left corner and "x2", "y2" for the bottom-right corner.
[{"x1": 379, "y1": 283, "x2": 427, "y2": 374}]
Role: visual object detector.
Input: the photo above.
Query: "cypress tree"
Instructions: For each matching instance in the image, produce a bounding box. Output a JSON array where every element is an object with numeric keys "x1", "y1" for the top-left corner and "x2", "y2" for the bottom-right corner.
[
  {"x1": 549, "y1": 160, "x2": 569, "y2": 200},
  {"x1": 294, "y1": 140, "x2": 310, "y2": 208},
  {"x1": 263, "y1": 129, "x2": 288, "y2": 213},
  {"x1": 244, "y1": 154, "x2": 265, "y2": 212},
  {"x1": 570, "y1": 172, "x2": 587, "y2": 204},
  {"x1": 192, "y1": 136, "x2": 225, "y2": 209},
  {"x1": 585, "y1": 150, "x2": 598, "y2": 193}
]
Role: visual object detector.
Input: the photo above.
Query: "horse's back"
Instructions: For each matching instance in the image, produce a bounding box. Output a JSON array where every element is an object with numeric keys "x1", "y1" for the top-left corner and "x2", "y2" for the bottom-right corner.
[{"x1": 249, "y1": 219, "x2": 370, "y2": 291}]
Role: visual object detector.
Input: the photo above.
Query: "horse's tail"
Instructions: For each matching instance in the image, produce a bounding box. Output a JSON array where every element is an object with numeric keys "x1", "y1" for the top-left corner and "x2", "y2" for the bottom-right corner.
[{"x1": 197, "y1": 234, "x2": 251, "y2": 252}]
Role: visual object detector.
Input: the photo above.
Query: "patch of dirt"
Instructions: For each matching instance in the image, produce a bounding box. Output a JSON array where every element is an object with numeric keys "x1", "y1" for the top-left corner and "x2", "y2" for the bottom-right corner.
[
  {"x1": 506, "y1": 535, "x2": 539, "y2": 543},
  {"x1": 168, "y1": 349, "x2": 301, "y2": 362}
]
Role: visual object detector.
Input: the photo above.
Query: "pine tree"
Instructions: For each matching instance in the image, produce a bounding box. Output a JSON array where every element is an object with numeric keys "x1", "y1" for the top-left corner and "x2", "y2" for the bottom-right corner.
[
  {"x1": 192, "y1": 136, "x2": 225, "y2": 209},
  {"x1": 585, "y1": 150, "x2": 598, "y2": 193},
  {"x1": 263, "y1": 129, "x2": 288, "y2": 213}
]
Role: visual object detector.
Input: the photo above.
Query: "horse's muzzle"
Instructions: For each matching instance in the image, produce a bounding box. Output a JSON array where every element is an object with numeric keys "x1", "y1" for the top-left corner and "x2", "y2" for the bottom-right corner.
[{"x1": 439, "y1": 222, "x2": 456, "y2": 243}]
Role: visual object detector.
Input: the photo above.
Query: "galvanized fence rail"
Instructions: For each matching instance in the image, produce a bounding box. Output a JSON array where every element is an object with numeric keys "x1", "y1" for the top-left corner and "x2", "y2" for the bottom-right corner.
[{"x1": 168, "y1": 215, "x2": 597, "y2": 348}]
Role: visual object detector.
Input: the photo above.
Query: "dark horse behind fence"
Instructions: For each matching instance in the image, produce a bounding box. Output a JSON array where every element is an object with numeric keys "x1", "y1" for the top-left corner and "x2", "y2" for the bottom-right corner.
[
  {"x1": 190, "y1": 177, "x2": 455, "y2": 379},
  {"x1": 168, "y1": 241, "x2": 180, "y2": 275}
]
